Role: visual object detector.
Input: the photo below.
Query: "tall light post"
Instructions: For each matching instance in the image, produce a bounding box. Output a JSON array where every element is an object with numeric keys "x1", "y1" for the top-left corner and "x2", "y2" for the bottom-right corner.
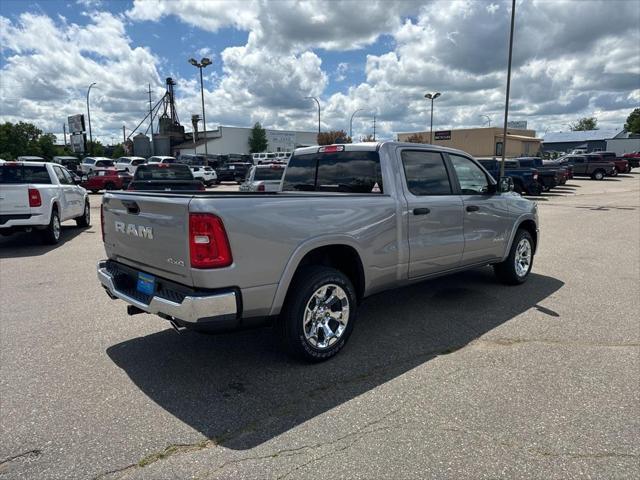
[
  {"x1": 305, "y1": 96, "x2": 321, "y2": 134},
  {"x1": 189, "y1": 57, "x2": 212, "y2": 156},
  {"x1": 480, "y1": 114, "x2": 491, "y2": 127},
  {"x1": 349, "y1": 108, "x2": 365, "y2": 138},
  {"x1": 424, "y1": 92, "x2": 441, "y2": 143},
  {"x1": 499, "y1": 0, "x2": 516, "y2": 179},
  {"x1": 86, "y1": 82, "x2": 96, "y2": 155}
]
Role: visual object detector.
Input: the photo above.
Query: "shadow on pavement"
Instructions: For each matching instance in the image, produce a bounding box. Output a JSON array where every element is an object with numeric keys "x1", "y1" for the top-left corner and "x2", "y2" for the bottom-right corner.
[
  {"x1": 0, "y1": 225, "x2": 91, "y2": 258},
  {"x1": 107, "y1": 269, "x2": 564, "y2": 451}
]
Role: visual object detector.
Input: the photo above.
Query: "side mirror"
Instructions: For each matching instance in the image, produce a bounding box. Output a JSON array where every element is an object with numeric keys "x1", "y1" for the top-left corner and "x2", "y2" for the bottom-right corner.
[{"x1": 498, "y1": 176, "x2": 514, "y2": 193}]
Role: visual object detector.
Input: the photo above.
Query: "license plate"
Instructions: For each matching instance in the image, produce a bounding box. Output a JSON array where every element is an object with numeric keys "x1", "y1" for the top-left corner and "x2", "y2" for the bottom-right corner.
[{"x1": 136, "y1": 272, "x2": 156, "y2": 295}]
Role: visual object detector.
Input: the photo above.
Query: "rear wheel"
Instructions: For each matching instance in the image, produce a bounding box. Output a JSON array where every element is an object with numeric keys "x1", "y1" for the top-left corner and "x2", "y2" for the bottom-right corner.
[
  {"x1": 494, "y1": 229, "x2": 534, "y2": 285},
  {"x1": 76, "y1": 200, "x2": 90, "y2": 227},
  {"x1": 278, "y1": 266, "x2": 357, "y2": 362},
  {"x1": 41, "y1": 208, "x2": 61, "y2": 245}
]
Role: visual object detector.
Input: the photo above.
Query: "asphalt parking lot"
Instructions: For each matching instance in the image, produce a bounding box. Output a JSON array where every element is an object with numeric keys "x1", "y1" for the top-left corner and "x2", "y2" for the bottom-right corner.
[{"x1": 1, "y1": 176, "x2": 638, "y2": 479}]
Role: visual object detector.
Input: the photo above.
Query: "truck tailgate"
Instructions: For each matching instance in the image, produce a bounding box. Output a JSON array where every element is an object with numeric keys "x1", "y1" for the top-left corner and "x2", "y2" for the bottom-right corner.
[
  {"x1": 0, "y1": 185, "x2": 30, "y2": 215},
  {"x1": 102, "y1": 193, "x2": 194, "y2": 285}
]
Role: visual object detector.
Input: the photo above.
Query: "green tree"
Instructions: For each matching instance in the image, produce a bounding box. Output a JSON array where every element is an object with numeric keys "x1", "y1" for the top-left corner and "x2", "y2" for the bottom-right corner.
[
  {"x1": 248, "y1": 122, "x2": 268, "y2": 153},
  {"x1": 111, "y1": 144, "x2": 125, "y2": 158},
  {"x1": 624, "y1": 108, "x2": 640, "y2": 134},
  {"x1": 570, "y1": 117, "x2": 598, "y2": 131},
  {"x1": 37, "y1": 134, "x2": 57, "y2": 159},
  {"x1": 317, "y1": 130, "x2": 352, "y2": 145},
  {"x1": 86, "y1": 140, "x2": 104, "y2": 156},
  {"x1": 360, "y1": 134, "x2": 376, "y2": 142}
]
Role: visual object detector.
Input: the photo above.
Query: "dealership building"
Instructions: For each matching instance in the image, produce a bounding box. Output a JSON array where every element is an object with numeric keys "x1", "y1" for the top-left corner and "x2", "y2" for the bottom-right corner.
[
  {"x1": 397, "y1": 126, "x2": 542, "y2": 158},
  {"x1": 173, "y1": 125, "x2": 318, "y2": 157}
]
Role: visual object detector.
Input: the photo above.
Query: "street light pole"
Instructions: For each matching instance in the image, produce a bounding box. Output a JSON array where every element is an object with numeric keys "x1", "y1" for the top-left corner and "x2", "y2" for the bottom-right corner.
[
  {"x1": 306, "y1": 96, "x2": 321, "y2": 134},
  {"x1": 349, "y1": 108, "x2": 365, "y2": 138},
  {"x1": 189, "y1": 57, "x2": 212, "y2": 156},
  {"x1": 86, "y1": 82, "x2": 96, "y2": 155},
  {"x1": 424, "y1": 92, "x2": 441, "y2": 143},
  {"x1": 499, "y1": 0, "x2": 516, "y2": 179},
  {"x1": 480, "y1": 114, "x2": 491, "y2": 127}
]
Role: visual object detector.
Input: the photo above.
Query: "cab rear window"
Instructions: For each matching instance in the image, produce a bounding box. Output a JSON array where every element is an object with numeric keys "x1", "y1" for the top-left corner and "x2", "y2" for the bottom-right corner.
[
  {"x1": 134, "y1": 164, "x2": 193, "y2": 180},
  {"x1": 0, "y1": 165, "x2": 52, "y2": 184},
  {"x1": 282, "y1": 151, "x2": 383, "y2": 193},
  {"x1": 254, "y1": 168, "x2": 285, "y2": 181}
]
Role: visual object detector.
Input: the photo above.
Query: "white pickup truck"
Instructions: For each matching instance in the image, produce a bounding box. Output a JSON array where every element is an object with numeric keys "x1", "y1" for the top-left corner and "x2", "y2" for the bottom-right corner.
[{"x1": 0, "y1": 161, "x2": 91, "y2": 244}]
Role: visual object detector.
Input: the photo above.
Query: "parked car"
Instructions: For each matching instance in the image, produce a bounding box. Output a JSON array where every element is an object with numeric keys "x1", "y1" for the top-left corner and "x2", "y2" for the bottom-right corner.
[
  {"x1": 516, "y1": 157, "x2": 566, "y2": 189},
  {"x1": 98, "y1": 142, "x2": 539, "y2": 361},
  {"x1": 621, "y1": 151, "x2": 640, "y2": 169},
  {"x1": 543, "y1": 159, "x2": 573, "y2": 179},
  {"x1": 128, "y1": 164, "x2": 205, "y2": 191},
  {"x1": 239, "y1": 164, "x2": 286, "y2": 192},
  {"x1": 477, "y1": 159, "x2": 541, "y2": 195},
  {"x1": 17, "y1": 156, "x2": 45, "y2": 161},
  {"x1": 565, "y1": 155, "x2": 615, "y2": 180},
  {"x1": 0, "y1": 161, "x2": 90, "y2": 243},
  {"x1": 216, "y1": 162, "x2": 252, "y2": 183},
  {"x1": 504, "y1": 159, "x2": 558, "y2": 192},
  {"x1": 53, "y1": 156, "x2": 82, "y2": 176},
  {"x1": 81, "y1": 157, "x2": 114, "y2": 174},
  {"x1": 115, "y1": 156, "x2": 147, "y2": 174},
  {"x1": 190, "y1": 166, "x2": 217, "y2": 186},
  {"x1": 81, "y1": 168, "x2": 132, "y2": 193},
  {"x1": 147, "y1": 156, "x2": 178, "y2": 165},
  {"x1": 585, "y1": 153, "x2": 628, "y2": 176},
  {"x1": 597, "y1": 152, "x2": 631, "y2": 173}
]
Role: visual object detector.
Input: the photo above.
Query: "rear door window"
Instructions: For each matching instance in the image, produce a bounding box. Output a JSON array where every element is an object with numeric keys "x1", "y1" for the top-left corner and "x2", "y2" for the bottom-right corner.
[
  {"x1": 0, "y1": 164, "x2": 52, "y2": 184},
  {"x1": 53, "y1": 166, "x2": 71, "y2": 185},
  {"x1": 401, "y1": 151, "x2": 452, "y2": 195},
  {"x1": 282, "y1": 150, "x2": 383, "y2": 193}
]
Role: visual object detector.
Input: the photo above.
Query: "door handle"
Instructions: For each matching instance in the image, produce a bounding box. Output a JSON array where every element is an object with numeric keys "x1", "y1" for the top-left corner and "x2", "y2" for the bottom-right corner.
[
  {"x1": 413, "y1": 208, "x2": 431, "y2": 215},
  {"x1": 466, "y1": 205, "x2": 480, "y2": 212}
]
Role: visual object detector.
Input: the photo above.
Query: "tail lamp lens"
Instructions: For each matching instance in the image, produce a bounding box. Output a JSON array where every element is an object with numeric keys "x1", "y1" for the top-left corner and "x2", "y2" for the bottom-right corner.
[
  {"x1": 28, "y1": 188, "x2": 41, "y2": 207},
  {"x1": 189, "y1": 213, "x2": 232, "y2": 268}
]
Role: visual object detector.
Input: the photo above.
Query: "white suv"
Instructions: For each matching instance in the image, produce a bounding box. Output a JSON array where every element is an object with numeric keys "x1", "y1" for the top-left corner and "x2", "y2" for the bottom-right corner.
[
  {"x1": 0, "y1": 161, "x2": 90, "y2": 244},
  {"x1": 116, "y1": 156, "x2": 147, "y2": 174},
  {"x1": 190, "y1": 166, "x2": 217, "y2": 186},
  {"x1": 147, "y1": 156, "x2": 177, "y2": 165},
  {"x1": 81, "y1": 157, "x2": 114, "y2": 174}
]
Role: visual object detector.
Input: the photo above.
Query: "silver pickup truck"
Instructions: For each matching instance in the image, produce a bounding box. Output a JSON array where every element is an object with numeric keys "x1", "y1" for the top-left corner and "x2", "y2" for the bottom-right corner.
[{"x1": 98, "y1": 142, "x2": 539, "y2": 361}]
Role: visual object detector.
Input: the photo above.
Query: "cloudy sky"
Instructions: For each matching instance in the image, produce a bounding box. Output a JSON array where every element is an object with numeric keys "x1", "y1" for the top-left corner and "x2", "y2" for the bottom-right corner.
[{"x1": 1, "y1": 0, "x2": 638, "y2": 144}]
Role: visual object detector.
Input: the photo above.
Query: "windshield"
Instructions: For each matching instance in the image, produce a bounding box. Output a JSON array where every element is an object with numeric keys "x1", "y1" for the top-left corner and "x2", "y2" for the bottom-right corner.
[
  {"x1": 254, "y1": 168, "x2": 285, "y2": 181},
  {"x1": 282, "y1": 151, "x2": 383, "y2": 193},
  {"x1": 134, "y1": 164, "x2": 194, "y2": 180}
]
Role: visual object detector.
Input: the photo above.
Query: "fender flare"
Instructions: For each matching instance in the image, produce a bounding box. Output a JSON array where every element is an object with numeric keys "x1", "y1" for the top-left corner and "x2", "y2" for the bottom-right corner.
[
  {"x1": 501, "y1": 214, "x2": 539, "y2": 261},
  {"x1": 268, "y1": 235, "x2": 365, "y2": 316}
]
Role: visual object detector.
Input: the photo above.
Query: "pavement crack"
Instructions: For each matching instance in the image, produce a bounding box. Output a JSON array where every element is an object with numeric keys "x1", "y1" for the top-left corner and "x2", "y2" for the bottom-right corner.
[{"x1": 0, "y1": 449, "x2": 42, "y2": 468}]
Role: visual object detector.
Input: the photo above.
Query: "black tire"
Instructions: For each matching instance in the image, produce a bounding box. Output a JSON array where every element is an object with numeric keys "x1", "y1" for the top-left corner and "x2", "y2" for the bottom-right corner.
[
  {"x1": 592, "y1": 170, "x2": 605, "y2": 181},
  {"x1": 76, "y1": 200, "x2": 91, "y2": 227},
  {"x1": 610, "y1": 169, "x2": 618, "y2": 177},
  {"x1": 41, "y1": 208, "x2": 61, "y2": 245},
  {"x1": 104, "y1": 182, "x2": 116, "y2": 191},
  {"x1": 493, "y1": 229, "x2": 534, "y2": 285},
  {"x1": 513, "y1": 182, "x2": 523, "y2": 194},
  {"x1": 278, "y1": 266, "x2": 357, "y2": 362}
]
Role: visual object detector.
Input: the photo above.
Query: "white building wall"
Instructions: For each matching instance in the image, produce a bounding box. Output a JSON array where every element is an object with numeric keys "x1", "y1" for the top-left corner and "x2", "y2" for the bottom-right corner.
[{"x1": 606, "y1": 138, "x2": 640, "y2": 155}]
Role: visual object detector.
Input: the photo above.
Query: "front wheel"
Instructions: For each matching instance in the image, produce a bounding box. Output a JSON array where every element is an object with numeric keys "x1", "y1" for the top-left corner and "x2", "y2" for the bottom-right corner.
[
  {"x1": 493, "y1": 229, "x2": 534, "y2": 285},
  {"x1": 592, "y1": 170, "x2": 605, "y2": 181},
  {"x1": 278, "y1": 266, "x2": 357, "y2": 362},
  {"x1": 76, "y1": 200, "x2": 91, "y2": 227}
]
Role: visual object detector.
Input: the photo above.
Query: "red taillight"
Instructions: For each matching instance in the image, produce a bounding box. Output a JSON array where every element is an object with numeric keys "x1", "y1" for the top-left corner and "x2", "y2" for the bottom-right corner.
[
  {"x1": 257, "y1": 183, "x2": 265, "y2": 192},
  {"x1": 100, "y1": 204, "x2": 105, "y2": 242},
  {"x1": 189, "y1": 213, "x2": 232, "y2": 269},
  {"x1": 28, "y1": 188, "x2": 41, "y2": 207}
]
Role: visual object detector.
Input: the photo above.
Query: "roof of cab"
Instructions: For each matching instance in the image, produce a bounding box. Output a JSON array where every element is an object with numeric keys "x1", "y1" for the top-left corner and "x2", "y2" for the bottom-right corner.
[
  {"x1": 1, "y1": 160, "x2": 50, "y2": 167},
  {"x1": 293, "y1": 141, "x2": 479, "y2": 158}
]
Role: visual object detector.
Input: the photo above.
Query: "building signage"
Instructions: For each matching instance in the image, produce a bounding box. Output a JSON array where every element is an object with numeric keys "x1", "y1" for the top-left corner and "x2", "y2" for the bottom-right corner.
[
  {"x1": 68, "y1": 114, "x2": 85, "y2": 134},
  {"x1": 434, "y1": 130, "x2": 451, "y2": 141},
  {"x1": 507, "y1": 120, "x2": 527, "y2": 129},
  {"x1": 267, "y1": 131, "x2": 296, "y2": 151},
  {"x1": 70, "y1": 133, "x2": 86, "y2": 153}
]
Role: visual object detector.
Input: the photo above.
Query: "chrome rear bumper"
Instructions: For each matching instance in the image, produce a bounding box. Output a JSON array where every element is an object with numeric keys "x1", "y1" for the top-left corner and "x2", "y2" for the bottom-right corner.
[{"x1": 97, "y1": 262, "x2": 237, "y2": 325}]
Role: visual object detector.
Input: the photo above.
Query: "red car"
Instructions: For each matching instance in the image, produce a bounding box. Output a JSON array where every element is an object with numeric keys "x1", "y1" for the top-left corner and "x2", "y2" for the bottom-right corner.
[
  {"x1": 622, "y1": 151, "x2": 640, "y2": 169},
  {"x1": 81, "y1": 168, "x2": 132, "y2": 193}
]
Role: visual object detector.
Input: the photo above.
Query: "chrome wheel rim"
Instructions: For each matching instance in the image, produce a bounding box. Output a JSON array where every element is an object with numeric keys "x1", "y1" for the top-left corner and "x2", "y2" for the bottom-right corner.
[
  {"x1": 303, "y1": 284, "x2": 350, "y2": 349},
  {"x1": 53, "y1": 214, "x2": 60, "y2": 240},
  {"x1": 515, "y1": 238, "x2": 532, "y2": 277}
]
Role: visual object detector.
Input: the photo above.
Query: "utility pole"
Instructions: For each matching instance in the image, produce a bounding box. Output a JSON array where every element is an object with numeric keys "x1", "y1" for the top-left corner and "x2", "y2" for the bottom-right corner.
[
  {"x1": 500, "y1": 0, "x2": 516, "y2": 179},
  {"x1": 148, "y1": 84, "x2": 154, "y2": 136},
  {"x1": 86, "y1": 82, "x2": 96, "y2": 155},
  {"x1": 373, "y1": 115, "x2": 376, "y2": 141},
  {"x1": 305, "y1": 96, "x2": 321, "y2": 134},
  {"x1": 63, "y1": 123, "x2": 67, "y2": 147},
  {"x1": 349, "y1": 108, "x2": 365, "y2": 138},
  {"x1": 424, "y1": 92, "x2": 441, "y2": 143},
  {"x1": 122, "y1": 125, "x2": 126, "y2": 143}
]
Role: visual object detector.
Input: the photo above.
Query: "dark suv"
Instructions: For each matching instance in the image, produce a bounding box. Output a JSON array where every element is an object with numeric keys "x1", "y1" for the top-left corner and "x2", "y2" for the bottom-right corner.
[{"x1": 216, "y1": 162, "x2": 252, "y2": 183}]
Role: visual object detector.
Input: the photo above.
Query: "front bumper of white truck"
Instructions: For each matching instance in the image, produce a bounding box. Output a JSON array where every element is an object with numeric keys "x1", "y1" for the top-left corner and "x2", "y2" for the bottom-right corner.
[{"x1": 97, "y1": 260, "x2": 238, "y2": 329}]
